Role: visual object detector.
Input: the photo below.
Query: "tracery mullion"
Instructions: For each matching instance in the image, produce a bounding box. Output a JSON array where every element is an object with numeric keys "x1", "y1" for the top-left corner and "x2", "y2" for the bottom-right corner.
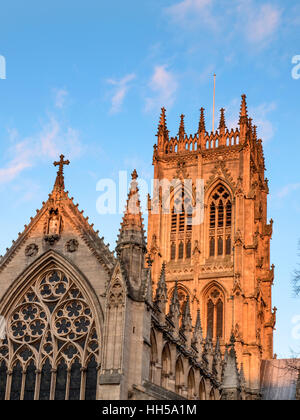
[
  {"x1": 80, "y1": 368, "x2": 86, "y2": 400},
  {"x1": 20, "y1": 370, "x2": 26, "y2": 400},
  {"x1": 34, "y1": 371, "x2": 41, "y2": 400},
  {"x1": 49, "y1": 369, "x2": 56, "y2": 400},
  {"x1": 5, "y1": 371, "x2": 12, "y2": 400},
  {"x1": 213, "y1": 305, "x2": 217, "y2": 340},
  {"x1": 65, "y1": 368, "x2": 71, "y2": 400}
]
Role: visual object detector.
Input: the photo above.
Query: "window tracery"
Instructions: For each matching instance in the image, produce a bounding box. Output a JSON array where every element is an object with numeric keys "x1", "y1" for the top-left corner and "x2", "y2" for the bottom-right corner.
[
  {"x1": 0, "y1": 268, "x2": 100, "y2": 400},
  {"x1": 170, "y1": 185, "x2": 193, "y2": 262},
  {"x1": 206, "y1": 287, "x2": 224, "y2": 340},
  {"x1": 209, "y1": 185, "x2": 232, "y2": 258}
]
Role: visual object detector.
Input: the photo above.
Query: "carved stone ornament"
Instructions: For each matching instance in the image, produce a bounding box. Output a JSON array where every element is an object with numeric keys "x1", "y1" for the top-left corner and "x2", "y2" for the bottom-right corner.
[
  {"x1": 25, "y1": 244, "x2": 39, "y2": 257},
  {"x1": 66, "y1": 239, "x2": 79, "y2": 253},
  {"x1": 44, "y1": 234, "x2": 60, "y2": 246}
]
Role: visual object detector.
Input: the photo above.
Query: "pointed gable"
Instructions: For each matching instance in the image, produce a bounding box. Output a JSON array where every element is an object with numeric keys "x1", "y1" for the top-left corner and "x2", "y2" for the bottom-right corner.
[{"x1": 0, "y1": 156, "x2": 115, "y2": 302}]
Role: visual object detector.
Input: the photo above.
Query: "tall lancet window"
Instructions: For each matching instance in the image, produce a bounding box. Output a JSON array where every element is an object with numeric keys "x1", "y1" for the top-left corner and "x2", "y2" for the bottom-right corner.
[
  {"x1": 206, "y1": 287, "x2": 224, "y2": 340},
  {"x1": 170, "y1": 185, "x2": 194, "y2": 262},
  {"x1": 208, "y1": 185, "x2": 232, "y2": 258}
]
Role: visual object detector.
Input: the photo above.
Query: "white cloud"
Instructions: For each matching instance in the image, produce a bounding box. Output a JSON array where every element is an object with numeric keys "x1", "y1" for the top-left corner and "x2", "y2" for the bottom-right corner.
[
  {"x1": 54, "y1": 88, "x2": 68, "y2": 109},
  {"x1": 241, "y1": 2, "x2": 282, "y2": 44},
  {"x1": 277, "y1": 184, "x2": 300, "y2": 199},
  {"x1": 107, "y1": 73, "x2": 136, "y2": 114},
  {"x1": 165, "y1": 0, "x2": 214, "y2": 27},
  {"x1": 145, "y1": 65, "x2": 178, "y2": 112},
  {"x1": 0, "y1": 161, "x2": 31, "y2": 184},
  {"x1": 0, "y1": 117, "x2": 82, "y2": 185},
  {"x1": 165, "y1": 0, "x2": 281, "y2": 46}
]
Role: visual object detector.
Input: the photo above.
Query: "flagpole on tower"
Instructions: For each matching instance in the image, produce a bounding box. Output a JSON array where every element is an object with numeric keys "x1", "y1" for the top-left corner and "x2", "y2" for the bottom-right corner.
[{"x1": 212, "y1": 73, "x2": 216, "y2": 132}]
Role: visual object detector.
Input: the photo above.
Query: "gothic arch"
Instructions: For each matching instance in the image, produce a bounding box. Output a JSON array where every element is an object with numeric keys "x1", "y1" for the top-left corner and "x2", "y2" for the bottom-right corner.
[
  {"x1": 202, "y1": 282, "x2": 226, "y2": 340},
  {"x1": 199, "y1": 378, "x2": 206, "y2": 400},
  {"x1": 206, "y1": 183, "x2": 233, "y2": 259},
  {"x1": 205, "y1": 175, "x2": 235, "y2": 202},
  {"x1": 0, "y1": 250, "x2": 104, "y2": 327},
  {"x1": 168, "y1": 181, "x2": 195, "y2": 264},
  {"x1": 201, "y1": 280, "x2": 228, "y2": 301},
  {"x1": 161, "y1": 343, "x2": 172, "y2": 389},
  {"x1": 175, "y1": 356, "x2": 184, "y2": 395},
  {"x1": 187, "y1": 368, "x2": 196, "y2": 399},
  {"x1": 169, "y1": 181, "x2": 195, "y2": 208},
  {"x1": 0, "y1": 250, "x2": 102, "y2": 400}
]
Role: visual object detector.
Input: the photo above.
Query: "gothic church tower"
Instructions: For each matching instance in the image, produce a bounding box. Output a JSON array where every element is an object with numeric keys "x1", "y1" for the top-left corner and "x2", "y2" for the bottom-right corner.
[{"x1": 147, "y1": 95, "x2": 275, "y2": 396}]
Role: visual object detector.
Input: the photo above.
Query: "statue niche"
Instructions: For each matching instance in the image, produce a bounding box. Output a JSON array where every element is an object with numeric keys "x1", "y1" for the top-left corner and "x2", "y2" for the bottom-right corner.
[{"x1": 44, "y1": 208, "x2": 62, "y2": 245}]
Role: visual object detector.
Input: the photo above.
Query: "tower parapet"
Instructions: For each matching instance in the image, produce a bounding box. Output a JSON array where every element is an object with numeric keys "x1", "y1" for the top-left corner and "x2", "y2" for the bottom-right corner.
[{"x1": 154, "y1": 95, "x2": 266, "y2": 158}]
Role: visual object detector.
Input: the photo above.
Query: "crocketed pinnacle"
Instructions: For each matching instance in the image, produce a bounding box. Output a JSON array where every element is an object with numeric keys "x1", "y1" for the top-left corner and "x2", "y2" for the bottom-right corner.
[
  {"x1": 192, "y1": 308, "x2": 203, "y2": 345},
  {"x1": 195, "y1": 309, "x2": 203, "y2": 335},
  {"x1": 215, "y1": 336, "x2": 221, "y2": 355},
  {"x1": 222, "y1": 333, "x2": 240, "y2": 389},
  {"x1": 182, "y1": 295, "x2": 191, "y2": 321},
  {"x1": 157, "y1": 107, "x2": 169, "y2": 139},
  {"x1": 169, "y1": 281, "x2": 181, "y2": 318},
  {"x1": 178, "y1": 114, "x2": 185, "y2": 139},
  {"x1": 239, "y1": 94, "x2": 248, "y2": 125},
  {"x1": 219, "y1": 108, "x2": 227, "y2": 130},
  {"x1": 198, "y1": 107, "x2": 206, "y2": 133},
  {"x1": 155, "y1": 261, "x2": 168, "y2": 302},
  {"x1": 117, "y1": 170, "x2": 146, "y2": 248}
]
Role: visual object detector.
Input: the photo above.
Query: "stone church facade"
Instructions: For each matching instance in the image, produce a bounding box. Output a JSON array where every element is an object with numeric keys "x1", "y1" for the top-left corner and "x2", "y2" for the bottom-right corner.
[{"x1": 0, "y1": 95, "x2": 298, "y2": 400}]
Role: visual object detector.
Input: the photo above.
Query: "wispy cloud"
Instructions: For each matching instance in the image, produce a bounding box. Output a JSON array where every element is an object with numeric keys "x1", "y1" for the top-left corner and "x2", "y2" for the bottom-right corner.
[
  {"x1": 277, "y1": 183, "x2": 300, "y2": 199},
  {"x1": 54, "y1": 88, "x2": 68, "y2": 109},
  {"x1": 165, "y1": 0, "x2": 215, "y2": 28},
  {"x1": 0, "y1": 116, "x2": 82, "y2": 185},
  {"x1": 145, "y1": 65, "x2": 178, "y2": 112},
  {"x1": 165, "y1": 0, "x2": 281, "y2": 46},
  {"x1": 107, "y1": 73, "x2": 136, "y2": 114},
  {"x1": 238, "y1": 1, "x2": 282, "y2": 45}
]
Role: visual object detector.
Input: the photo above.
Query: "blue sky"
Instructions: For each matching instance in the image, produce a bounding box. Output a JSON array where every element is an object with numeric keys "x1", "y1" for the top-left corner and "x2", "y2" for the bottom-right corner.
[{"x1": 0, "y1": 0, "x2": 299, "y2": 357}]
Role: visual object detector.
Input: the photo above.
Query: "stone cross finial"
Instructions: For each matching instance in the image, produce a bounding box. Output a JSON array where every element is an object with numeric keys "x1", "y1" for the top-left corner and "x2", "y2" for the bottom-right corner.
[
  {"x1": 54, "y1": 154, "x2": 70, "y2": 174},
  {"x1": 53, "y1": 154, "x2": 70, "y2": 191}
]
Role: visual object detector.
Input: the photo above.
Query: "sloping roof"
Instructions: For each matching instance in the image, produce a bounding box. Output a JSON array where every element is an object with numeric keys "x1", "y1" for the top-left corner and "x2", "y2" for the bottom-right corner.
[{"x1": 260, "y1": 359, "x2": 300, "y2": 400}]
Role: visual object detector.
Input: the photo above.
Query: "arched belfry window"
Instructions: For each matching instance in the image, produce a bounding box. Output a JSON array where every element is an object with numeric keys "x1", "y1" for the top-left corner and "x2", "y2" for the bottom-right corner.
[
  {"x1": 206, "y1": 287, "x2": 224, "y2": 340},
  {"x1": 209, "y1": 184, "x2": 232, "y2": 257},
  {"x1": 170, "y1": 185, "x2": 194, "y2": 262},
  {"x1": 0, "y1": 267, "x2": 100, "y2": 400}
]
